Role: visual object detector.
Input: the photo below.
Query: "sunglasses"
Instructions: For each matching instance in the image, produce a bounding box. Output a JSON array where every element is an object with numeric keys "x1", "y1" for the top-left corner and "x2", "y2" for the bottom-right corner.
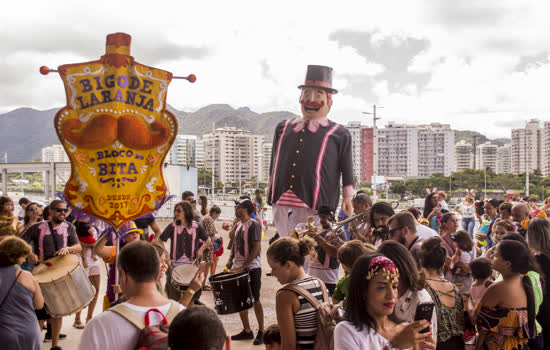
[
  {"x1": 174, "y1": 209, "x2": 183, "y2": 213},
  {"x1": 28, "y1": 208, "x2": 37, "y2": 212},
  {"x1": 54, "y1": 208, "x2": 69, "y2": 213}
]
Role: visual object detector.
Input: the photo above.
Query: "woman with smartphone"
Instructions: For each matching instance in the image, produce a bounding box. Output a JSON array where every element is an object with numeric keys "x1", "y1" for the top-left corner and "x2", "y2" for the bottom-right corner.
[
  {"x1": 334, "y1": 254, "x2": 434, "y2": 350},
  {"x1": 378, "y1": 241, "x2": 438, "y2": 345}
]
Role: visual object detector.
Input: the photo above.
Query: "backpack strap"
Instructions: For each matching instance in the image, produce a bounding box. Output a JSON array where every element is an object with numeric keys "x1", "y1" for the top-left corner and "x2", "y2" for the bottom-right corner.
[
  {"x1": 109, "y1": 304, "x2": 145, "y2": 329},
  {"x1": 279, "y1": 278, "x2": 329, "y2": 310},
  {"x1": 165, "y1": 300, "x2": 181, "y2": 323}
]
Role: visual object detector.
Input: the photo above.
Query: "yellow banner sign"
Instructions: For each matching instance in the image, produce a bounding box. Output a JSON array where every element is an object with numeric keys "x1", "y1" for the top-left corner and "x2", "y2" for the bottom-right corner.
[{"x1": 53, "y1": 33, "x2": 178, "y2": 230}]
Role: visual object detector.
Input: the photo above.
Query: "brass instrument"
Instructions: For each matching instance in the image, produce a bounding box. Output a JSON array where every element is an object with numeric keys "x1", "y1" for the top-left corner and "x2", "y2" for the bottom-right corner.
[
  {"x1": 333, "y1": 200, "x2": 400, "y2": 238},
  {"x1": 290, "y1": 200, "x2": 401, "y2": 240}
]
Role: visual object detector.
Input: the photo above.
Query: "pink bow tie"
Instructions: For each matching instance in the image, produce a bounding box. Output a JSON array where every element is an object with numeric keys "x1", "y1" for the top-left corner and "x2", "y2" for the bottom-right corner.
[{"x1": 290, "y1": 118, "x2": 330, "y2": 133}]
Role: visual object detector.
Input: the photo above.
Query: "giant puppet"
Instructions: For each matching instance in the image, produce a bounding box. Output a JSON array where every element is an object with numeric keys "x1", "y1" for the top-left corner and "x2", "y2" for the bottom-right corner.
[
  {"x1": 267, "y1": 65, "x2": 354, "y2": 237},
  {"x1": 40, "y1": 33, "x2": 194, "y2": 230}
]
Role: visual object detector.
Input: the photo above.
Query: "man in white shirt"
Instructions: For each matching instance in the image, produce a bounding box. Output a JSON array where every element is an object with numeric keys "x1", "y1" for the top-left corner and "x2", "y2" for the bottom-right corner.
[
  {"x1": 79, "y1": 240, "x2": 202, "y2": 350},
  {"x1": 407, "y1": 207, "x2": 437, "y2": 240}
]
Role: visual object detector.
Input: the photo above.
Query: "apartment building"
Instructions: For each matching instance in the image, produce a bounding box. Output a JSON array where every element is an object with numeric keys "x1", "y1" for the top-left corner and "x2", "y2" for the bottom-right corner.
[
  {"x1": 497, "y1": 144, "x2": 512, "y2": 174},
  {"x1": 476, "y1": 142, "x2": 498, "y2": 173},
  {"x1": 455, "y1": 140, "x2": 474, "y2": 171},
  {"x1": 377, "y1": 123, "x2": 419, "y2": 177},
  {"x1": 511, "y1": 119, "x2": 543, "y2": 174},
  {"x1": 203, "y1": 127, "x2": 263, "y2": 184},
  {"x1": 345, "y1": 121, "x2": 363, "y2": 183},
  {"x1": 417, "y1": 123, "x2": 455, "y2": 176},
  {"x1": 262, "y1": 143, "x2": 272, "y2": 182},
  {"x1": 543, "y1": 122, "x2": 550, "y2": 176},
  {"x1": 169, "y1": 135, "x2": 199, "y2": 167},
  {"x1": 41, "y1": 145, "x2": 69, "y2": 162},
  {"x1": 360, "y1": 127, "x2": 374, "y2": 183}
]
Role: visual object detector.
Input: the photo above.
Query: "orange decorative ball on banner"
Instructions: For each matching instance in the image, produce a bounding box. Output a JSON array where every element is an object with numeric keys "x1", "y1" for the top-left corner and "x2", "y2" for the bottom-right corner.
[{"x1": 43, "y1": 33, "x2": 192, "y2": 230}]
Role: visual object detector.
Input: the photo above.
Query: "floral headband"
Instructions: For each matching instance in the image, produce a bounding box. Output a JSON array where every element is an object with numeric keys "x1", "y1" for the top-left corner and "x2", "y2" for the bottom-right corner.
[{"x1": 366, "y1": 256, "x2": 399, "y2": 283}]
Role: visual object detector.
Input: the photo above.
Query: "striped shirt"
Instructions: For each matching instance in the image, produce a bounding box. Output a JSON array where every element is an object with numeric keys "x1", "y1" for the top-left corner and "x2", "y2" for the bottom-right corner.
[{"x1": 289, "y1": 277, "x2": 324, "y2": 349}]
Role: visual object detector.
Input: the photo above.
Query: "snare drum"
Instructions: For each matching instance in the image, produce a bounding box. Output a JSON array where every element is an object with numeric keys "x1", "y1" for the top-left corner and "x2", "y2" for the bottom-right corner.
[
  {"x1": 171, "y1": 262, "x2": 199, "y2": 291},
  {"x1": 209, "y1": 270, "x2": 254, "y2": 315},
  {"x1": 32, "y1": 254, "x2": 96, "y2": 317}
]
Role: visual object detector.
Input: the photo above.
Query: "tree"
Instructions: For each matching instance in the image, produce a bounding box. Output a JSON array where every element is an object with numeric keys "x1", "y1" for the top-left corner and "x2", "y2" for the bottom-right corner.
[
  {"x1": 389, "y1": 181, "x2": 409, "y2": 198},
  {"x1": 198, "y1": 168, "x2": 223, "y2": 189}
]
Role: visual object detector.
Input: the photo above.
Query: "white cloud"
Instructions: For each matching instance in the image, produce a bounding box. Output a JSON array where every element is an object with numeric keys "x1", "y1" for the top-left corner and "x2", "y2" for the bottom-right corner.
[{"x1": 2, "y1": 0, "x2": 550, "y2": 138}]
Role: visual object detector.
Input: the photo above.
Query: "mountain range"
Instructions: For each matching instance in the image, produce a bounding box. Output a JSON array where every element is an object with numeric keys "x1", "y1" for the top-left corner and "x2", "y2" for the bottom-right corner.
[
  {"x1": 0, "y1": 104, "x2": 297, "y2": 162},
  {"x1": 0, "y1": 105, "x2": 509, "y2": 162}
]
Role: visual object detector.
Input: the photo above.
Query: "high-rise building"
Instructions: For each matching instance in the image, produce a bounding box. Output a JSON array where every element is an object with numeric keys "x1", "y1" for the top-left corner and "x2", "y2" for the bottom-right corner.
[
  {"x1": 262, "y1": 143, "x2": 272, "y2": 182},
  {"x1": 360, "y1": 127, "x2": 374, "y2": 183},
  {"x1": 345, "y1": 121, "x2": 363, "y2": 183},
  {"x1": 203, "y1": 127, "x2": 263, "y2": 184},
  {"x1": 195, "y1": 139, "x2": 205, "y2": 168},
  {"x1": 169, "y1": 135, "x2": 199, "y2": 167},
  {"x1": 497, "y1": 144, "x2": 512, "y2": 174},
  {"x1": 41, "y1": 145, "x2": 69, "y2": 162},
  {"x1": 476, "y1": 142, "x2": 498, "y2": 173},
  {"x1": 377, "y1": 123, "x2": 419, "y2": 177},
  {"x1": 511, "y1": 119, "x2": 543, "y2": 174},
  {"x1": 377, "y1": 122, "x2": 455, "y2": 177},
  {"x1": 417, "y1": 123, "x2": 455, "y2": 176},
  {"x1": 455, "y1": 140, "x2": 474, "y2": 171},
  {"x1": 543, "y1": 122, "x2": 550, "y2": 177}
]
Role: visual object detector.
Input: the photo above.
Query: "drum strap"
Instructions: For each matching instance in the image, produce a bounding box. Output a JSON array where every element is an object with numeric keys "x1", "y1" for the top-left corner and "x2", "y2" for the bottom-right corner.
[
  {"x1": 47, "y1": 222, "x2": 60, "y2": 253},
  {"x1": 0, "y1": 270, "x2": 22, "y2": 310},
  {"x1": 109, "y1": 301, "x2": 181, "y2": 329}
]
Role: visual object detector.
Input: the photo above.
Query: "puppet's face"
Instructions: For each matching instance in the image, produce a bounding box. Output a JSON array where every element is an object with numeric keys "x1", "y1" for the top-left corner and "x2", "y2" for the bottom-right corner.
[{"x1": 300, "y1": 87, "x2": 331, "y2": 120}]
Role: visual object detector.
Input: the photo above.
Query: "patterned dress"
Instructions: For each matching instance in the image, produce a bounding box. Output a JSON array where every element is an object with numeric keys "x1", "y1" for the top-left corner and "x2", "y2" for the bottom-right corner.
[{"x1": 475, "y1": 304, "x2": 535, "y2": 350}]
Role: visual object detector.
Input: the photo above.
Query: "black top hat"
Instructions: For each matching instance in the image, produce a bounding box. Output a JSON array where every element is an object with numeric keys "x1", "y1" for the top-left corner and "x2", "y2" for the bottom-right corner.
[{"x1": 298, "y1": 65, "x2": 338, "y2": 94}]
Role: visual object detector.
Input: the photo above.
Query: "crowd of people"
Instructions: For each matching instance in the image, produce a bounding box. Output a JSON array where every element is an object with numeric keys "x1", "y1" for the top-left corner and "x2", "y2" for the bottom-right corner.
[{"x1": 1, "y1": 190, "x2": 550, "y2": 350}]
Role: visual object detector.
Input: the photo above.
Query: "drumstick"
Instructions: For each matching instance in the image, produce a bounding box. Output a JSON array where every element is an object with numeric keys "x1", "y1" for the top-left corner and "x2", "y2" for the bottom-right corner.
[{"x1": 40, "y1": 65, "x2": 197, "y2": 83}]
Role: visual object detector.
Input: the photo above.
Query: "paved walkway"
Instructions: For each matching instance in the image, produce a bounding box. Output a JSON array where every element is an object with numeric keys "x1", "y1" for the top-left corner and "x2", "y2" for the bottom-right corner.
[{"x1": 48, "y1": 220, "x2": 279, "y2": 350}]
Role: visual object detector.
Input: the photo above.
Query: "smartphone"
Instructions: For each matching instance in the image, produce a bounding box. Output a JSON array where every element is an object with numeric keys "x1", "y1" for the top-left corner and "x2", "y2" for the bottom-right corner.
[{"x1": 413, "y1": 302, "x2": 434, "y2": 333}]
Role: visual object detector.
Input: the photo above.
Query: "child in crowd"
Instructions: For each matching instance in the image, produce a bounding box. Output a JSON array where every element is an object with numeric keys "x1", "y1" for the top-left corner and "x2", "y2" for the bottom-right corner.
[
  {"x1": 464, "y1": 257, "x2": 493, "y2": 350},
  {"x1": 262, "y1": 324, "x2": 281, "y2": 350},
  {"x1": 74, "y1": 216, "x2": 97, "y2": 269},
  {"x1": 469, "y1": 257, "x2": 493, "y2": 309},
  {"x1": 437, "y1": 190, "x2": 449, "y2": 212},
  {"x1": 451, "y1": 230, "x2": 476, "y2": 293},
  {"x1": 332, "y1": 240, "x2": 375, "y2": 308}
]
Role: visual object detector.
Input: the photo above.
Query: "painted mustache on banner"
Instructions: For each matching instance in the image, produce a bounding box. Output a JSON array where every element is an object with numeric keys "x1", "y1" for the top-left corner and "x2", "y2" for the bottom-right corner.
[{"x1": 62, "y1": 114, "x2": 170, "y2": 150}]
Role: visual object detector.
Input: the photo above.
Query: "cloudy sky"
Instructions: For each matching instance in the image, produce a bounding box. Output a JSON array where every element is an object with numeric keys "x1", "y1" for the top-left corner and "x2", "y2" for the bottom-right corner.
[{"x1": 2, "y1": 0, "x2": 550, "y2": 138}]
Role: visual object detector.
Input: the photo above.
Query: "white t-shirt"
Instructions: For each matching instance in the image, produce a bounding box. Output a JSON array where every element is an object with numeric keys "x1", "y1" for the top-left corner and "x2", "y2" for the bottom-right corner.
[
  {"x1": 416, "y1": 224, "x2": 438, "y2": 240},
  {"x1": 334, "y1": 321, "x2": 407, "y2": 350},
  {"x1": 78, "y1": 301, "x2": 184, "y2": 350},
  {"x1": 394, "y1": 289, "x2": 438, "y2": 344}
]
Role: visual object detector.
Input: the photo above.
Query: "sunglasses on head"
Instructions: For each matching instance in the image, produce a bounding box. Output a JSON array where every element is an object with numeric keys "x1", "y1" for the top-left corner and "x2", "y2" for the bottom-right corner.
[{"x1": 54, "y1": 208, "x2": 69, "y2": 213}]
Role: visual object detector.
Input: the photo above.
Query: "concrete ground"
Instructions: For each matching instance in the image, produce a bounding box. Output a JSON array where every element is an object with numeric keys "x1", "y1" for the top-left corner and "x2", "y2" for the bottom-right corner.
[{"x1": 51, "y1": 219, "x2": 279, "y2": 350}]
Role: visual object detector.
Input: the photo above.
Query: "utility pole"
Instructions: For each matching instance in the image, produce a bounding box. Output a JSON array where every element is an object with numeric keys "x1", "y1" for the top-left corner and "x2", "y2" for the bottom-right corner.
[{"x1": 363, "y1": 105, "x2": 382, "y2": 197}]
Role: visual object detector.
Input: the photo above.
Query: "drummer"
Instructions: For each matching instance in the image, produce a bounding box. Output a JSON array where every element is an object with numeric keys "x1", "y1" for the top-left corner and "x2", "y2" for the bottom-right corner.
[
  {"x1": 226, "y1": 198, "x2": 265, "y2": 345},
  {"x1": 153, "y1": 201, "x2": 210, "y2": 303},
  {"x1": 22, "y1": 199, "x2": 82, "y2": 350}
]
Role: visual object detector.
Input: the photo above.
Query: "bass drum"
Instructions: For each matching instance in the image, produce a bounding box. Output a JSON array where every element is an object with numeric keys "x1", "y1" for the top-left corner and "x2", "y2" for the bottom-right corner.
[
  {"x1": 209, "y1": 270, "x2": 254, "y2": 315},
  {"x1": 171, "y1": 262, "x2": 199, "y2": 292},
  {"x1": 32, "y1": 254, "x2": 95, "y2": 317}
]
